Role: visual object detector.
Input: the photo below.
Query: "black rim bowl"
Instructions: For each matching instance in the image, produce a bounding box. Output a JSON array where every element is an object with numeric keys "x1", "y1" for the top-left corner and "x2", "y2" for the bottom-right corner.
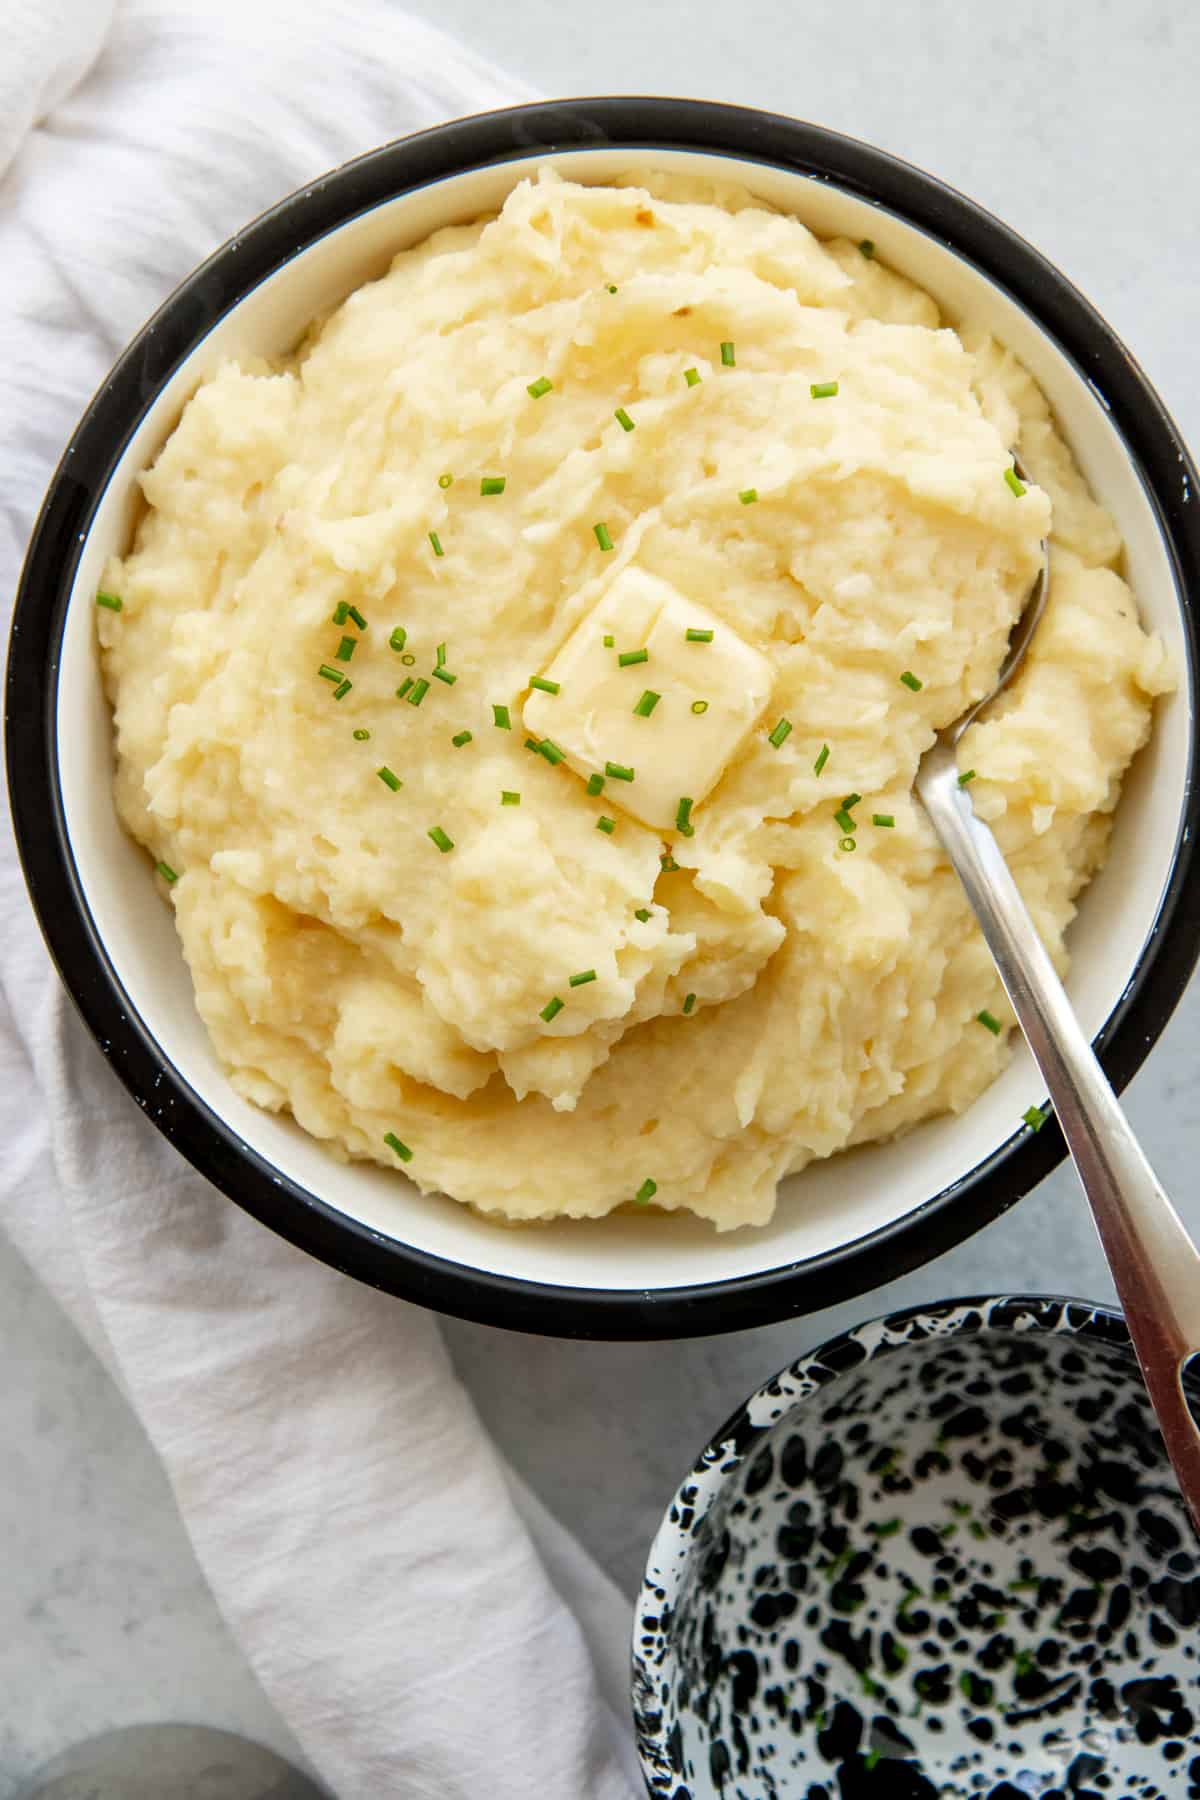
[{"x1": 7, "y1": 99, "x2": 1200, "y2": 1340}]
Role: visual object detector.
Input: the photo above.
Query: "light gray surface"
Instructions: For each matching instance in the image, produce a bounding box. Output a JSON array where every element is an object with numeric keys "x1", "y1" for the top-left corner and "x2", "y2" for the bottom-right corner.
[{"x1": 4, "y1": 2, "x2": 1199, "y2": 1793}]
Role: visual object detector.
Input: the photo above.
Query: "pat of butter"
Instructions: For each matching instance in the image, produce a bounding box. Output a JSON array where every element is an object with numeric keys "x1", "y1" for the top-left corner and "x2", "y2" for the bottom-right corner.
[{"x1": 524, "y1": 568, "x2": 774, "y2": 830}]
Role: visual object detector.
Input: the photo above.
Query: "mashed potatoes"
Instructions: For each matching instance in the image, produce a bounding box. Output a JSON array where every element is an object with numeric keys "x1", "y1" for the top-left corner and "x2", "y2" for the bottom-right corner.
[{"x1": 99, "y1": 170, "x2": 1171, "y2": 1230}]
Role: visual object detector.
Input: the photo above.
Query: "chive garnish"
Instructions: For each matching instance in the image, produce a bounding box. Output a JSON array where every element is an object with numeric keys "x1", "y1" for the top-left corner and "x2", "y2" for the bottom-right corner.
[
  {"x1": 814, "y1": 743, "x2": 830, "y2": 776},
  {"x1": 432, "y1": 668, "x2": 457, "y2": 685},
  {"x1": 1023, "y1": 1104, "x2": 1048, "y2": 1131},
  {"x1": 958, "y1": 768, "x2": 977, "y2": 786},
  {"x1": 377, "y1": 766, "x2": 402, "y2": 791},
  {"x1": 614, "y1": 407, "x2": 636, "y2": 433},
  {"x1": 605, "y1": 283, "x2": 618, "y2": 293},
  {"x1": 873, "y1": 813, "x2": 895, "y2": 828},
  {"x1": 767, "y1": 718, "x2": 793, "y2": 748},
  {"x1": 1004, "y1": 466, "x2": 1027, "y2": 498},
  {"x1": 335, "y1": 635, "x2": 356, "y2": 662},
  {"x1": 834, "y1": 808, "x2": 857, "y2": 834},
  {"x1": 842, "y1": 793, "x2": 862, "y2": 811},
  {"x1": 493, "y1": 704, "x2": 511, "y2": 730},
  {"x1": 347, "y1": 605, "x2": 367, "y2": 631},
  {"x1": 686, "y1": 628, "x2": 714, "y2": 642},
  {"x1": 333, "y1": 602, "x2": 349, "y2": 625},
  {"x1": 353, "y1": 728, "x2": 371, "y2": 741},
  {"x1": 859, "y1": 238, "x2": 875, "y2": 258},
  {"x1": 840, "y1": 836, "x2": 856, "y2": 852},
  {"x1": 396, "y1": 678, "x2": 414, "y2": 700},
  {"x1": 660, "y1": 852, "x2": 679, "y2": 872},
  {"x1": 501, "y1": 790, "x2": 520, "y2": 805},
  {"x1": 684, "y1": 367, "x2": 701, "y2": 387},
  {"x1": 633, "y1": 689, "x2": 660, "y2": 717},
  {"x1": 618, "y1": 648, "x2": 648, "y2": 667},
  {"x1": 569, "y1": 969, "x2": 597, "y2": 988},
  {"x1": 537, "y1": 738, "x2": 566, "y2": 765},
  {"x1": 635, "y1": 1178, "x2": 657, "y2": 1204},
  {"x1": 389, "y1": 627, "x2": 407, "y2": 653},
  {"x1": 384, "y1": 1131, "x2": 413, "y2": 1162},
  {"x1": 739, "y1": 488, "x2": 758, "y2": 505},
  {"x1": 436, "y1": 643, "x2": 447, "y2": 668},
  {"x1": 480, "y1": 476, "x2": 506, "y2": 495},
  {"x1": 682, "y1": 992, "x2": 696, "y2": 1014},
  {"x1": 586, "y1": 773, "x2": 605, "y2": 796},
  {"x1": 437, "y1": 472, "x2": 454, "y2": 489},
  {"x1": 96, "y1": 591, "x2": 123, "y2": 612},
  {"x1": 596, "y1": 816, "x2": 616, "y2": 835},
  {"x1": 524, "y1": 736, "x2": 540, "y2": 752},
  {"x1": 675, "y1": 796, "x2": 694, "y2": 837},
  {"x1": 429, "y1": 531, "x2": 445, "y2": 557},
  {"x1": 332, "y1": 679, "x2": 352, "y2": 700},
  {"x1": 400, "y1": 653, "x2": 416, "y2": 666},
  {"x1": 451, "y1": 730, "x2": 473, "y2": 747},
  {"x1": 605, "y1": 761, "x2": 634, "y2": 782},
  {"x1": 318, "y1": 664, "x2": 342, "y2": 682},
  {"x1": 900, "y1": 670, "x2": 923, "y2": 691},
  {"x1": 155, "y1": 860, "x2": 178, "y2": 883},
  {"x1": 407, "y1": 678, "x2": 430, "y2": 706},
  {"x1": 428, "y1": 825, "x2": 454, "y2": 853},
  {"x1": 720, "y1": 341, "x2": 735, "y2": 366},
  {"x1": 634, "y1": 908, "x2": 652, "y2": 922},
  {"x1": 978, "y1": 1009, "x2": 1003, "y2": 1035},
  {"x1": 594, "y1": 522, "x2": 614, "y2": 552},
  {"x1": 541, "y1": 996, "x2": 564, "y2": 1022},
  {"x1": 691, "y1": 699, "x2": 709, "y2": 714},
  {"x1": 530, "y1": 675, "x2": 560, "y2": 694},
  {"x1": 810, "y1": 380, "x2": 839, "y2": 399},
  {"x1": 527, "y1": 376, "x2": 553, "y2": 399},
  {"x1": 602, "y1": 634, "x2": 615, "y2": 647}
]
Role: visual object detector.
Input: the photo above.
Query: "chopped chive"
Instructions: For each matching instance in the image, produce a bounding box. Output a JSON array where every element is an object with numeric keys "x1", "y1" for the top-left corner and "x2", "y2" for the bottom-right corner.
[
  {"x1": 614, "y1": 406, "x2": 635, "y2": 432},
  {"x1": 407, "y1": 678, "x2": 430, "y2": 706},
  {"x1": 318, "y1": 664, "x2": 342, "y2": 682},
  {"x1": 396, "y1": 678, "x2": 414, "y2": 700},
  {"x1": 691, "y1": 699, "x2": 709, "y2": 715},
  {"x1": 684, "y1": 367, "x2": 701, "y2": 387},
  {"x1": 958, "y1": 768, "x2": 977, "y2": 786},
  {"x1": 586, "y1": 773, "x2": 605, "y2": 796},
  {"x1": 594, "y1": 522, "x2": 614, "y2": 552},
  {"x1": 437, "y1": 472, "x2": 454, "y2": 489},
  {"x1": 634, "y1": 908, "x2": 652, "y2": 922},
  {"x1": 767, "y1": 718, "x2": 793, "y2": 749},
  {"x1": 480, "y1": 476, "x2": 506, "y2": 495},
  {"x1": 977, "y1": 1009, "x2": 1003, "y2": 1035},
  {"x1": 810, "y1": 380, "x2": 839, "y2": 399},
  {"x1": 633, "y1": 689, "x2": 661, "y2": 717},
  {"x1": 436, "y1": 643, "x2": 447, "y2": 667},
  {"x1": 872, "y1": 813, "x2": 895, "y2": 828},
  {"x1": 353, "y1": 728, "x2": 371, "y2": 741},
  {"x1": 332, "y1": 679, "x2": 352, "y2": 700},
  {"x1": 428, "y1": 825, "x2": 454, "y2": 853},
  {"x1": 530, "y1": 675, "x2": 560, "y2": 694},
  {"x1": 1004, "y1": 465, "x2": 1027, "y2": 498},
  {"x1": 96, "y1": 591, "x2": 124, "y2": 612},
  {"x1": 859, "y1": 238, "x2": 876, "y2": 258},
  {"x1": 155, "y1": 860, "x2": 178, "y2": 883},
  {"x1": 527, "y1": 375, "x2": 553, "y2": 399},
  {"x1": 618, "y1": 648, "x2": 648, "y2": 667},
  {"x1": 377, "y1": 766, "x2": 402, "y2": 791},
  {"x1": 739, "y1": 488, "x2": 758, "y2": 505},
  {"x1": 596, "y1": 816, "x2": 616, "y2": 835},
  {"x1": 451, "y1": 730, "x2": 473, "y2": 747},
  {"x1": 686, "y1": 627, "x2": 714, "y2": 642},
  {"x1": 389, "y1": 627, "x2": 407, "y2": 653},
  {"x1": 537, "y1": 738, "x2": 566, "y2": 765},
  {"x1": 383, "y1": 1131, "x2": 413, "y2": 1162},
  {"x1": 635, "y1": 1178, "x2": 657, "y2": 1204},
  {"x1": 541, "y1": 995, "x2": 564, "y2": 1022},
  {"x1": 675, "y1": 796, "x2": 694, "y2": 837},
  {"x1": 814, "y1": 743, "x2": 830, "y2": 776},
  {"x1": 603, "y1": 633, "x2": 615, "y2": 647},
  {"x1": 900, "y1": 670, "x2": 923, "y2": 691},
  {"x1": 840, "y1": 836, "x2": 857, "y2": 852},
  {"x1": 660, "y1": 852, "x2": 679, "y2": 872},
  {"x1": 432, "y1": 667, "x2": 457, "y2": 685},
  {"x1": 400, "y1": 653, "x2": 416, "y2": 666},
  {"x1": 501, "y1": 790, "x2": 520, "y2": 805},
  {"x1": 834, "y1": 808, "x2": 857, "y2": 834},
  {"x1": 1023, "y1": 1104, "x2": 1049, "y2": 1132},
  {"x1": 605, "y1": 283, "x2": 618, "y2": 294},
  {"x1": 333, "y1": 602, "x2": 349, "y2": 625},
  {"x1": 492, "y1": 704, "x2": 512, "y2": 730},
  {"x1": 524, "y1": 736, "x2": 541, "y2": 752},
  {"x1": 682, "y1": 992, "x2": 696, "y2": 1015},
  {"x1": 568, "y1": 969, "x2": 597, "y2": 988},
  {"x1": 605, "y1": 761, "x2": 634, "y2": 782},
  {"x1": 335, "y1": 635, "x2": 356, "y2": 662},
  {"x1": 347, "y1": 605, "x2": 367, "y2": 631},
  {"x1": 842, "y1": 793, "x2": 862, "y2": 811},
  {"x1": 429, "y1": 531, "x2": 445, "y2": 557},
  {"x1": 720, "y1": 341, "x2": 735, "y2": 366}
]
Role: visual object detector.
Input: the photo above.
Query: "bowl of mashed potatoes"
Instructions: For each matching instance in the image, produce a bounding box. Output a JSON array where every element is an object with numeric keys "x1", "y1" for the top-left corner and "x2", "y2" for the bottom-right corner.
[{"x1": 8, "y1": 100, "x2": 1200, "y2": 1337}]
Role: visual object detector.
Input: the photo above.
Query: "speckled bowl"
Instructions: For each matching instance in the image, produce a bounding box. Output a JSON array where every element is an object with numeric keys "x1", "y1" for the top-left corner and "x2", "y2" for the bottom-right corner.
[{"x1": 634, "y1": 1295, "x2": 1200, "y2": 1798}]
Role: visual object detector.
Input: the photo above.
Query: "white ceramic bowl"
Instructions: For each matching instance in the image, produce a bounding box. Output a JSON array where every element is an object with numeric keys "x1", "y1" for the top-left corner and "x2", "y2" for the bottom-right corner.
[{"x1": 8, "y1": 100, "x2": 1199, "y2": 1337}]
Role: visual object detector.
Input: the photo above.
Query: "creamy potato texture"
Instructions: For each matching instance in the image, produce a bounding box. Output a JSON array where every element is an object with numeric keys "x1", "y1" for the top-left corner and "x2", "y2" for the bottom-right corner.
[{"x1": 100, "y1": 170, "x2": 1171, "y2": 1229}]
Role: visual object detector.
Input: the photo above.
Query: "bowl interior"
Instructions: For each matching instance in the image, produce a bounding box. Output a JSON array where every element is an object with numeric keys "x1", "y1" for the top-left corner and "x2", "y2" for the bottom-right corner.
[
  {"x1": 55, "y1": 145, "x2": 1192, "y2": 1298},
  {"x1": 635, "y1": 1301, "x2": 1200, "y2": 1797}
]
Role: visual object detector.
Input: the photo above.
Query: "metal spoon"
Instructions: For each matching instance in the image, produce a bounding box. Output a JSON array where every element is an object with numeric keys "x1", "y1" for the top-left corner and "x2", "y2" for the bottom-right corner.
[{"x1": 913, "y1": 458, "x2": 1200, "y2": 1532}]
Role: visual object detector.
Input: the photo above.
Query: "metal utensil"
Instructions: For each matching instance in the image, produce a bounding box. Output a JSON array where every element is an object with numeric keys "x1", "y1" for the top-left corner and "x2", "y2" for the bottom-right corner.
[{"x1": 913, "y1": 459, "x2": 1200, "y2": 1533}]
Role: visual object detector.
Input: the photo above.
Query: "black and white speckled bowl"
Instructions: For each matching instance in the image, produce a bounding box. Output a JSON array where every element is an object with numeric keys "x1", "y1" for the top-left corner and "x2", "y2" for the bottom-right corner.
[{"x1": 634, "y1": 1295, "x2": 1200, "y2": 1798}]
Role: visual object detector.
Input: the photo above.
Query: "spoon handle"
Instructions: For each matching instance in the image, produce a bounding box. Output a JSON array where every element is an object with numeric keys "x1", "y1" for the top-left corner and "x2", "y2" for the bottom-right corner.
[{"x1": 919, "y1": 750, "x2": 1200, "y2": 1530}]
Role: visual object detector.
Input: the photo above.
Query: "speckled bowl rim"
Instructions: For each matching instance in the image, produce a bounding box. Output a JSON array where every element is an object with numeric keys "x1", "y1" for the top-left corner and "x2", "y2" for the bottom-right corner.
[
  {"x1": 6, "y1": 99, "x2": 1200, "y2": 1340},
  {"x1": 630, "y1": 1292, "x2": 1176, "y2": 1787}
]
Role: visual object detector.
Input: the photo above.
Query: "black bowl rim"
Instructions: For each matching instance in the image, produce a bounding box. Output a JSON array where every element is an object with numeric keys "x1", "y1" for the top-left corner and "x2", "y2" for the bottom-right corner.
[{"x1": 6, "y1": 98, "x2": 1200, "y2": 1342}]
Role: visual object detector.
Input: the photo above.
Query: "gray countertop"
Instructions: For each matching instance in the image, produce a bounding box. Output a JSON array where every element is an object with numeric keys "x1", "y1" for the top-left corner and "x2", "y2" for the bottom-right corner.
[{"x1": 4, "y1": 2, "x2": 1199, "y2": 1792}]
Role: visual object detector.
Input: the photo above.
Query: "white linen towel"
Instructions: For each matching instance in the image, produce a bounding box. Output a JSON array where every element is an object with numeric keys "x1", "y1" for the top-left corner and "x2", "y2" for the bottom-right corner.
[{"x1": 0, "y1": 4, "x2": 642, "y2": 1795}]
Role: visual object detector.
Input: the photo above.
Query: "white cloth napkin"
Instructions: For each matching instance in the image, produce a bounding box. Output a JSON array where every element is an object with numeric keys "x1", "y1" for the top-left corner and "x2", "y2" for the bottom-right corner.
[{"x1": 0, "y1": 5, "x2": 642, "y2": 1796}]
